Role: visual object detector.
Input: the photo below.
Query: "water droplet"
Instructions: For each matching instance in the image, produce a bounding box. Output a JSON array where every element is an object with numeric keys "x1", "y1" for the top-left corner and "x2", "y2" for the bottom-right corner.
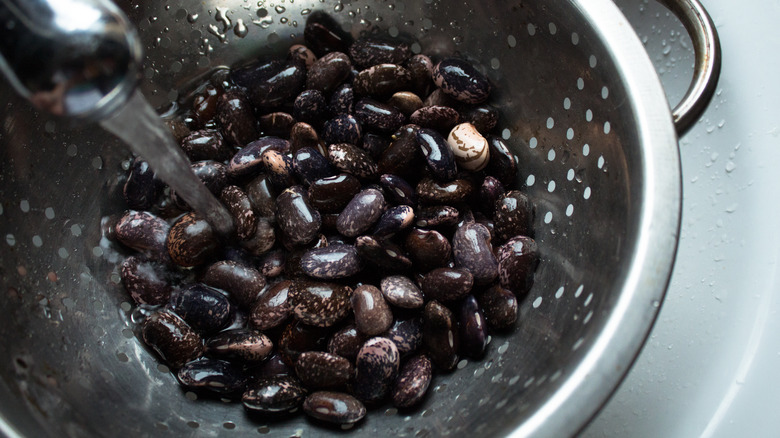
[
  {"x1": 234, "y1": 19, "x2": 248, "y2": 37},
  {"x1": 725, "y1": 161, "x2": 736, "y2": 173},
  {"x1": 334, "y1": 2, "x2": 344, "y2": 12},
  {"x1": 215, "y1": 6, "x2": 232, "y2": 32},
  {"x1": 187, "y1": 13, "x2": 199, "y2": 23},
  {"x1": 275, "y1": 5, "x2": 286, "y2": 13},
  {"x1": 301, "y1": 8, "x2": 311, "y2": 15},
  {"x1": 253, "y1": 16, "x2": 273, "y2": 28}
]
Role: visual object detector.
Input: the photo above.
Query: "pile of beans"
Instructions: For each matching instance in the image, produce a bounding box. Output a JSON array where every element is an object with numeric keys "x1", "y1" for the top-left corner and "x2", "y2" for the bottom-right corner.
[{"x1": 113, "y1": 11, "x2": 539, "y2": 426}]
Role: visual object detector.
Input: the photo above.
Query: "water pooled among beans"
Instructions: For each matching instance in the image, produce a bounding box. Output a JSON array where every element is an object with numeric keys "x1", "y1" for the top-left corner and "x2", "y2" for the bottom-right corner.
[{"x1": 100, "y1": 91, "x2": 235, "y2": 237}]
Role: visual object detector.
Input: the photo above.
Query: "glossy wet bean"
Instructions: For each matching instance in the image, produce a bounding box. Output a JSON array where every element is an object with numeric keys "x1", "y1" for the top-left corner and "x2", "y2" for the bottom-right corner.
[
  {"x1": 337, "y1": 188, "x2": 387, "y2": 237},
  {"x1": 355, "y1": 236, "x2": 413, "y2": 272},
  {"x1": 115, "y1": 210, "x2": 170, "y2": 262},
  {"x1": 245, "y1": 174, "x2": 277, "y2": 217},
  {"x1": 290, "y1": 122, "x2": 327, "y2": 155},
  {"x1": 410, "y1": 105, "x2": 460, "y2": 132},
  {"x1": 120, "y1": 255, "x2": 175, "y2": 305},
  {"x1": 452, "y1": 222, "x2": 498, "y2": 285},
  {"x1": 307, "y1": 173, "x2": 362, "y2": 214},
  {"x1": 416, "y1": 127, "x2": 458, "y2": 181},
  {"x1": 373, "y1": 205, "x2": 415, "y2": 238},
  {"x1": 447, "y1": 122, "x2": 490, "y2": 172},
  {"x1": 250, "y1": 280, "x2": 293, "y2": 331},
  {"x1": 293, "y1": 146, "x2": 336, "y2": 185},
  {"x1": 229, "y1": 137, "x2": 290, "y2": 180},
  {"x1": 220, "y1": 185, "x2": 257, "y2": 241},
  {"x1": 421, "y1": 268, "x2": 474, "y2": 302},
  {"x1": 404, "y1": 228, "x2": 452, "y2": 271},
  {"x1": 458, "y1": 295, "x2": 488, "y2": 358},
  {"x1": 353, "y1": 63, "x2": 412, "y2": 98},
  {"x1": 380, "y1": 275, "x2": 424, "y2": 309},
  {"x1": 432, "y1": 58, "x2": 491, "y2": 104},
  {"x1": 289, "y1": 280, "x2": 352, "y2": 327},
  {"x1": 243, "y1": 376, "x2": 307, "y2": 414},
  {"x1": 497, "y1": 235, "x2": 540, "y2": 297},
  {"x1": 167, "y1": 213, "x2": 220, "y2": 267},
  {"x1": 178, "y1": 358, "x2": 248, "y2": 395},
  {"x1": 494, "y1": 190, "x2": 535, "y2": 241},
  {"x1": 201, "y1": 260, "x2": 266, "y2": 308},
  {"x1": 475, "y1": 284, "x2": 518, "y2": 329},
  {"x1": 322, "y1": 114, "x2": 362, "y2": 146},
  {"x1": 414, "y1": 205, "x2": 460, "y2": 228},
  {"x1": 258, "y1": 112, "x2": 297, "y2": 137},
  {"x1": 276, "y1": 185, "x2": 322, "y2": 246},
  {"x1": 416, "y1": 177, "x2": 474, "y2": 204},
  {"x1": 300, "y1": 243, "x2": 362, "y2": 279},
  {"x1": 293, "y1": 89, "x2": 328, "y2": 126},
  {"x1": 355, "y1": 98, "x2": 406, "y2": 133},
  {"x1": 216, "y1": 90, "x2": 258, "y2": 147},
  {"x1": 328, "y1": 143, "x2": 378, "y2": 180},
  {"x1": 123, "y1": 158, "x2": 162, "y2": 210},
  {"x1": 180, "y1": 129, "x2": 231, "y2": 162},
  {"x1": 422, "y1": 301, "x2": 459, "y2": 371},
  {"x1": 278, "y1": 320, "x2": 331, "y2": 365},
  {"x1": 306, "y1": 51, "x2": 353, "y2": 94},
  {"x1": 141, "y1": 310, "x2": 203, "y2": 369},
  {"x1": 486, "y1": 136, "x2": 519, "y2": 186},
  {"x1": 205, "y1": 329, "x2": 274, "y2": 363},
  {"x1": 170, "y1": 283, "x2": 234, "y2": 335},
  {"x1": 349, "y1": 37, "x2": 411, "y2": 69},
  {"x1": 295, "y1": 352, "x2": 353, "y2": 389},
  {"x1": 351, "y1": 285, "x2": 393, "y2": 336}
]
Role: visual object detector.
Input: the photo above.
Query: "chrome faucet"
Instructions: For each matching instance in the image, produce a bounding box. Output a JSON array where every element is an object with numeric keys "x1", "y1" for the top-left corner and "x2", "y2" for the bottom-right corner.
[{"x1": 0, "y1": 0, "x2": 142, "y2": 120}]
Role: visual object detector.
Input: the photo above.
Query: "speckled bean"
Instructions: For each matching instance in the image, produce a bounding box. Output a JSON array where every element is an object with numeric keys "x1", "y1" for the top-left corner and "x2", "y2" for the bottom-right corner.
[
  {"x1": 392, "y1": 354, "x2": 432, "y2": 408},
  {"x1": 432, "y1": 58, "x2": 491, "y2": 104},
  {"x1": 166, "y1": 212, "x2": 220, "y2": 267},
  {"x1": 289, "y1": 280, "x2": 352, "y2": 327},
  {"x1": 250, "y1": 280, "x2": 292, "y2": 331},
  {"x1": 243, "y1": 376, "x2": 307, "y2": 414},
  {"x1": 380, "y1": 275, "x2": 424, "y2": 309},
  {"x1": 303, "y1": 391, "x2": 366, "y2": 425},
  {"x1": 205, "y1": 329, "x2": 274, "y2": 363},
  {"x1": 300, "y1": 243, "x2": 362, "y2": 279},
  {"x1": 275, "y1": 185, "x2": 322, "y2": 246},
  {"x1": 421, "y1": 268, "x2": 474, "y2": 302},
  {"x1": 351, "y1": 285, "x2": 393, "y2": 336},
  {"x1": 452, "y1": 222, "x2": 498, "y2": 285},
  {"x1": 422, "y1": 301, "x2": 459, "y2": 371},
  {"x1": 337, "y1": 188, "x2": 387, "y2": 237},
  {"x1": 141, "y1": 310, "x2": 203, "y2": 369},
  {"x1": 201, "y1": 260, "x2": 266, "y2": 309},
  {"x1": 497, "y1": 235, "x2": 540, "y2": 297},
  {"x1": 178, "y1": 358, "x2": 248, "y2": 395},
  {"x1": 353, "y1": 337, "x2": 400, "y2": 403},
  {"x1": 170, "y1": 283, "x2": 234, "y2": 335},
  {"x1": 120, "y1": 255, "x2": 175, "y2": 305},
  {"x1": 295, "y1": 351, "x2": 353, "y2": 389}
]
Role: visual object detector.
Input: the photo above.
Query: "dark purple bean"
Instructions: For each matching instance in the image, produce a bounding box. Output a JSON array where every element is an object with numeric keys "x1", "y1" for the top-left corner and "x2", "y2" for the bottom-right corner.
[
  {"x1": 206, "y1": 329, "x2": 274, "y2": 363},
  {"x1": 421, "y1": 268, "x2": 474, "y2": 302},
  {"x1": 293, "y1": 146, "x2": 336, "y2": 185},
  {"x1": 452, "y1": 222, "x2": 498, "y2": 285},
  {"x1": 289, "y1": 44, "x2": 317, "y2": 68},
  {"x1": 255, "y1": 352, "x2": 294, "y2": 379},
  {"x1": 278, "y1": 320, "x2": 331, "y2": 366},
  {"x1": 327, "y1": 143, "x2": 378, "y2": 180},
  {"x1": 422, "y1": 301, "x2": 459, "y2": 371},
  {"x1": 293, "y1": 89, "x2": 328, "y2": 126},
  {"x1": 178, "y1": 358, "x2": 248, "y2": 395},
  {"x1": 410, "y1": 105, "x2": 460, "y2": 132},
  {"x1": 353, "y1": 64, "x2": 412, "y2": 98},
  {"x1": 306, "y1": 52, "x2": 353, "y2": 94},
  {"x1": 475, "y1": 285, "x2": 518, "y2": 329},
  {"x1": 220, "y1": 185, "x2": 257, "y2": 241},
  {"x1": 458, "y1": 295, "x2": 488, "y2": 358},
  {"x1": 379, "y1": 174, "x2": 417, "y2": 206},
  {"x1": 322, "y1": 114, "x2": 362, "y2": 146},
  {"x1": 377, "y1": 125, "x2": 421, "y2": 177},
  {"x1": 479, "y1": 176, "x2": 506, "y2": 215},
  {"x1": 201, "y1": 260, "x2": 266, "y2": 308},
  {"x1": 170, "y1": 284, "x2": 234, "y2": 335},
  {"x1": 328, "y1": 323, "x2": 368, "y2": 362},
  {"x1": 497, "y1": 236, "x2": 540, "y2": 297},
  {"x1": 494, "y1": 190, "x2": 535, "y2": 241},
  {"x1": 290, "y1": 122, "x2": 327, "y2": 155},
  {"x1": 388, "y1": 91, "x2": 424, "y2": 116},
  {"x1": 237, "y1": 60, "x2": 307, "y2": 109},
  {"x1": 307, "y1": 173, "x2": 362, "y2": 214},
  {"x1": 416, "y1": 177, "x2": 474, "y2": 204},
  {"x1": 239, "y1": 217, "x2": 276, "y2": 257},
  {"x1": 166, "y1": 119, "x2": 191, "y2": 143},
  {"x1": 250, "y1": 280, "x2": 292, "y2": 331},
  {"x1": 379, "y1": 275, "x2": 424, "y2": 309},
  {"x1": 228, "y1": 137, "x2": 290, "y2": 180},
  {"x1": 415, "y1": 205, "x2": 460, "y2": 228},
  {"x1": 192, "y1": 84, "x2": 221, "y2": 127},
  {"x1": 180, "y1": 129, "x2": 231, "y2": 162},
  {"x1": 171, "y1": 160, "x2": 228, "y2": 210},
  {"x1": 261, "y1": 149, "x2": 297, "y2": 190},
  {"x1": 245, "y1": 174, "x2": 277, "y2": 218},
  {"x1": 383, "y1": 317, "x2": 423, "y2": 356},
  {"x1": 416, "y1": 127, "x2": 458, "y2": 181},
  {"x1": 120, "y1": 255, "x2": 175, "y2": 305},
  {"x1": 243, "y1": 376, "x2": 307, "y2": 414},
  {"x1": 329, "y1": 83, "x2": 354, "y2": 116},
  {"x1": 486, "y1": 136, "x2": 519, "y2": 186},
  {"x1": 404, "y1": 228, "x2": 452, "y2": 271},
  {"x1": 258, "y1": 112, "x2": 297, "y2": 137},
  {"x1": 275, "y1": 185, "x2": 322, "y2": 246},
  {"x1": 304, "y1": 11, "x2": 353, "y2": 57},
  {"x1": 259, "y1": 250, "x2": 286, "y2": 278},
  {"x1": 355, "y1": 98, "x2": 406, "y2": 133},
  {"x1": 392, "y1": 354, "x2": 433, "y2": 408},
  {"x1": 432, "y1": 58, "x2": 491, "y2": 104},
  {"x1": 289, "y1": 280, "x2": 352, "y2": 328},
  {"x1": 360, "y1": 132, "x2": 390, "y2": 160},
  {"x1": 295, "y1": 352, "x2": 353, "y2": 389},
  {"x1": 141, "y1": 310, "x2": 203, "y2": 369},
  {"x1": 351, "y1": 285, "x2": 393, "y2": 336},
  {"x1": 337, "y1": 188, "x2": 387, "y2": 237},
  {"x1": 123, "y1": 158, "x2": 162, "y2": 210},
  {"x1": 355, "y1": 236, "x2": 413, "y2": 272},
  {"x1": 166, "y1": 213, "x2": 219, "y2": 267},
  {"x1": 349, "y1": 37, "x2": 411, "y2": 69},
  {"x1": 216, "y1": 89, "x2": 258, "y2": 147},
  {"x1": 300, "y1": 244, "x2": 362, "y2": 279},
  {"x1": 405, "y1": 54, "x2": 434, "y2": 96},
  {"x1": 372, "y1": 205, "x2": 415, "y2": 238},
  {"x1": 461, "y1": 105, "x2": 499, "y2": 134},
  {"x1": 115, "y1": 210, "x2": 170, "y2": 262},
  {"x1": 353, "y1": 337, "x2": 400, "y2": 403},
  {"x1": 303, "y1": 391, "x2": 366, "y2": 425}
]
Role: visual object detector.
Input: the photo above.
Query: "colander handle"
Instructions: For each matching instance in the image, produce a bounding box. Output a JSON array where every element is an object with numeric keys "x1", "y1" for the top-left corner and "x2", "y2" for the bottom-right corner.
[{"x1": 657, "y1": 0, "x2": 722, "y2": 135}]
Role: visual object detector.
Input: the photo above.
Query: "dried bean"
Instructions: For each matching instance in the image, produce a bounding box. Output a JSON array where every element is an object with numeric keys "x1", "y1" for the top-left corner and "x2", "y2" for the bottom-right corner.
[
  {"x1": 432, "y1": 58, "x2": 491, "y2": 104},
  {"x1": 328, "y1": 323, "x2": 367, "y2": 362},
  {"x1": 307, "y1": 173, "x2": 362, "y2": 214},
  {"x1": 303, "y1": 391, "x2": 366, "y2": 424},
  {"x1": 278, "y1": 320, "x2": 331, "y2": 366},
  {"x1": 328, "y1": 143, "x2": 378, "y2": 180},
  {"x1": 380, "y1": 275, "x2": 424, "y2": 309},
  {"x1": 404, "y1": 228, "x2": 452, "y2": 271},
  {"x1": 494, "y1": 190, "x2": 535, "y2": 241},
  {"x1": 410, "y1": 105, "x2": 460, "y2": 132},
  {"x1": 293, "y1": 146, "x2": 336, "y2": 185},
  {"x1": 289, "y1": 44, "x2": 317, "y2": 68},
  {"x1": 245, "y1": 174, "x2": 277, "y2": 217},
  {"x1": 289, "y1": 280, "x2": 352, "y2": 328},
  {"x1": 416, "y1": 177, "x2": 474, "y2": 204},
  {"x1": 388, "y1": 91, "x2": 424, "y2": 116},
  {"x1": 384, "y1": 317, "x2": 423, "y2": 356},
  {"x1": 216, "y1": 90, "x2": 258, "y2": 147},
  {"x1": 239, "y1": 217, "x2": 276, "y2": 257},
  {"x1": 171, "y1": 160, "x2": 228, "y2": 210},
  {"x1": 373, "y1": 205, "x2": 414, "y2": 238},
  {"x1": 452, "y1": 222, "x2": 499, "y2": 285},
  {"x1": 392, "y1": 354, "x2": 432, "y2": 408},
  {"x1": 355, "y1": 236, "x2": 413, "y2": 272},
  {"x1": 461, "y1": 105, "x2": 499, "y2": 134},
  {"x1": 421, "y1": 268, "x2": 474, "y2": 302},
  {"x1": 259, "y1": 250, "x2": 286, "y2": 278},
  {"x1": 497, "y1": 236, "x2": 540, "y2": 297},
  {"x1": 306, "y1": 52, "x2": 353, "y2": 94},
  {"x1": 414, "y1": 205, "x2": 460, "y2": 228},
  {"x1": 405, "y1": 54, "x2": 434, "y2": 96},
  {"x1": 353, "y1": 64, "x2": 412, "y2": 98},
  {"x1": 304, "y1": 11, "x2": 353, "y2": 57},
  {"x1": 349, "y1": 37, "x2": 411, "y2": 69},
  {"x1": 355, "y1": 98, "x2": 406, "y2": 133},
  {"x1": 353, "y1": 337, "x2": 399, "y2": 403},
  {"x1": 447, "y1": 122, "x2": 490, "y2": 171},
  {"x1": 486, "y1": 136, "x2": 519, "y2": 186},
  {"x1": 276, "y1": 185, "x2": 322, "y2": 246},
  {"x1": 293, "y1": 89, "x2": 328, "y2": 126},
  {"x1": 479, "y1": 176, "x2": 506, "y2": 215},
  {"x1": 192, "y1": 84, "x2": 221, "y2": 126},
  {"x1": 322, "y1": 114, "x2": 362, "y2": 146},
  {"x1": 416, "y1": 127, "x2": 458, "y2": 181},
  {"x1": 329, "y1": 83, "x2": 355, "y2": 116},
  {"x1": 290, "y1": 122, "x2": 327, "y2": 155},
  {"x1": 295, "y1": 352, "x2": 353, "y2": 389},
  {"x1": 258, "y1": 112, "x2": 297, "y2": 137},
  {"x1": 377, "y1": 124, "x2": 423, "y2": 180},
  {"x1": 379, "y1": 174, "x2": 417, "y2": 206},
  {"x1": 261, "y1": 149, "x2": 297, "y2": 190},
  {"x1": 229, "y1": 137, "x2": 290, "y2": 180},
  {"x1": 475, "y1": 285, "x2": 518, "y2": 329}
]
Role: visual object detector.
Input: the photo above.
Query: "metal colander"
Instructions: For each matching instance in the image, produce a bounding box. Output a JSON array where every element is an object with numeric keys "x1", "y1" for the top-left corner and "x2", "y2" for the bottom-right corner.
[{"x1": 0, "y1": 0, "x2": 720, "y2": 436}]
